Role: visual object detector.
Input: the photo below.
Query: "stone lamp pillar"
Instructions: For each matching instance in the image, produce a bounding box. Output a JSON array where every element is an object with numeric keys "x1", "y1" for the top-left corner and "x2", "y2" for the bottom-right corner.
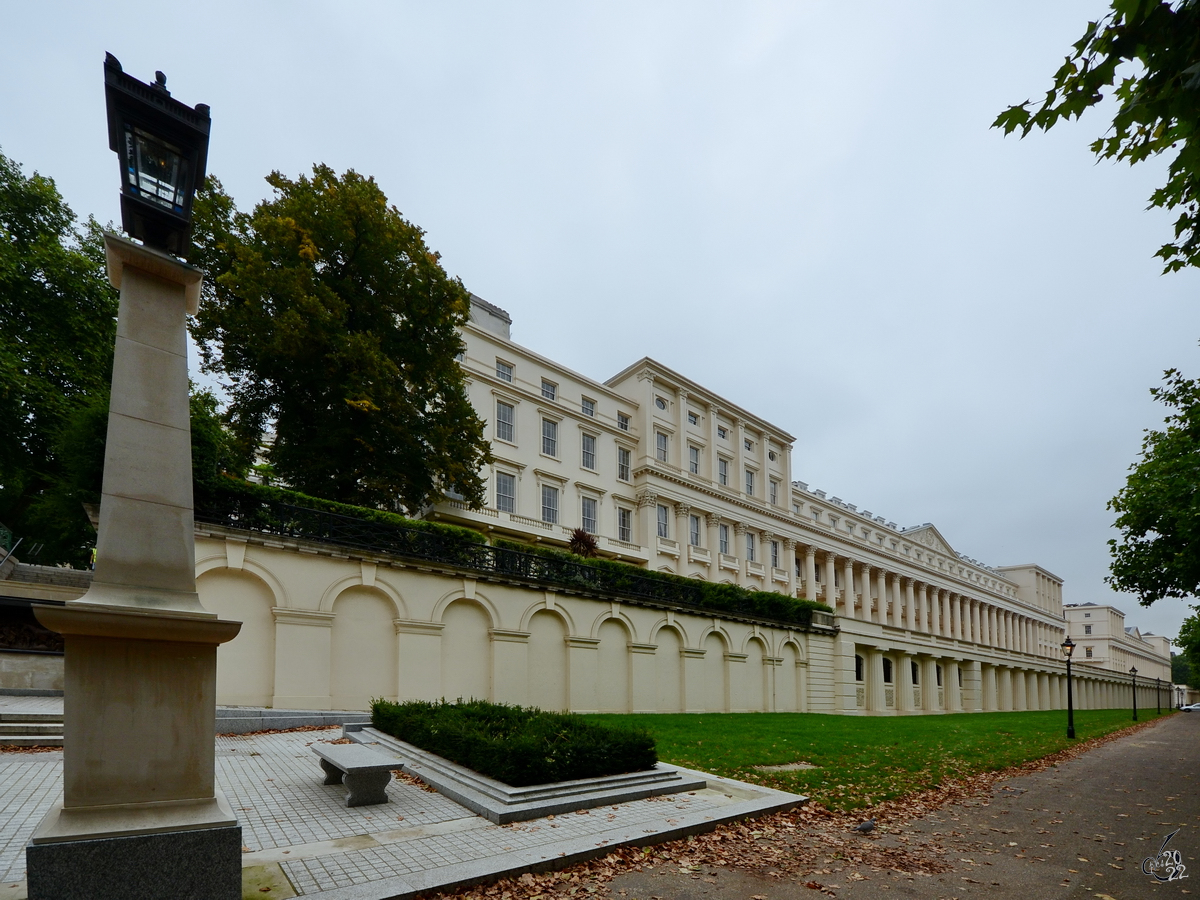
[{"x1": 26, "y1": 234, "x2": 242, "y2": 900}]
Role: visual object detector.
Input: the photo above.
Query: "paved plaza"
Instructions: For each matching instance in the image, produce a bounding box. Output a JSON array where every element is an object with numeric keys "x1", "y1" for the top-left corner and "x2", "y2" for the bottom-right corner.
[{"x1": 0, "y1": 697, "x2": 800, "y2": 899}]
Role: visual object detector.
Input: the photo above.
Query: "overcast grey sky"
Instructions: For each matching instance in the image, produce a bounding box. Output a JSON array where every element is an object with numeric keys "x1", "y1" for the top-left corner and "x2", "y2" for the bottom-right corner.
[{"x1": 3, "y1": 2, "x2": 1197, "y2": 642}]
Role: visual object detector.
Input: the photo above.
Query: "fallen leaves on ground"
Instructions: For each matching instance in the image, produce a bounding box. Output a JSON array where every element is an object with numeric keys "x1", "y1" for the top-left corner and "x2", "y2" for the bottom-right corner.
[{"x1": 425, "y1": 716, "x2": 1167, "y2": 900}]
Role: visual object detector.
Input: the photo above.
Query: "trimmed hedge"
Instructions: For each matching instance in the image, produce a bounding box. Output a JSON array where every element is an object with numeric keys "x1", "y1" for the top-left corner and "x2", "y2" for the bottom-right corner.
[
  {"x1": 197, "y1": 474, "x2": 486, "y2": 545},
  {"x1": 371, "y1": 699, "x2": 657, "y2": 786},
  {"x1": 492, "y1": 538, "x2": 833, "y2": 620}
]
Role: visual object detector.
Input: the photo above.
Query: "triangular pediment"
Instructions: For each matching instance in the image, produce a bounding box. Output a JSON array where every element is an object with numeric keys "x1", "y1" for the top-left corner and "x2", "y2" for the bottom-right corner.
[{"x1": 902, "y1": 523, "x2": 957, "y2": 558}]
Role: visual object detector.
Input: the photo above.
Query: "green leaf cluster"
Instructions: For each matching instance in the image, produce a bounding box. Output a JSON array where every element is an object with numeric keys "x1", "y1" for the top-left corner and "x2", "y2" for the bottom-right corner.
[
  {"x1": 994, "y1": 0, "x2": 1200, "y2": 272},
  {"x1": 371, "y1": 698, "x2": 657, "y2": 787},
  {"x1": 1107, "y1": 366, "x2": 1200, "y2": 604},
  {"x1": 189, "y1": 165, "x2": 492, "y2": 514},
  {"x1": 0, "y1": 149, "x2": 118, "y2": 565},
  {"x1": 492, "y1": 538, "x2": 832, "y2": 626}
]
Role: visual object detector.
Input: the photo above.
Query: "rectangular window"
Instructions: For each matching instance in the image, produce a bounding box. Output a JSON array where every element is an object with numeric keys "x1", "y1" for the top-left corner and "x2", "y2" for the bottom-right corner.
[
  {"x1": 719, "y1": 523, "x2": 729, "y2": 554},
  {"x1": 496, "y1": 360, "x2": 513, "y2": 382},
  {"x1": 717, "y1": 425, "x2": 728, "y2": 439},
  {"x1": 617, "y1": 413, "x2": 630, "y2": 431},
  {"x1": 745, "y1": 469, "x2": 755, "y2": 496},
  {"x1": 581, "y1": 496, "x2": 597, "y2": 534},
  {"x1": 541, "y1": 419, "x2": 558, "y2": 457},
  {"x1": 496, "y1": 400, "x2": 514, "y2": 443},
  {"x1": 495, "y1": 472, "x2": 516, "y2": 512},
  {"x1": 541, "y1": 485, "x2": 558, "y2": 524},
  {"x1": 656, "y1": 432, "x2": 668, "y2": 462},
  {"x1": 687, "y1": 411, "x2": 699, "y2": 425},
  {"x1": 769, "y1": 479, "x2": 779, "y2": 505},
  {"x1": 746, "y1": 532, "x2": 756, "y2": 562},
  {"x1": 656, "y1": 504, "x2": 669, "y2": 539},
  {"x1": 688, "y1": 445, "x2": 700, "y2": 474},
  {"x1": 581, "y1": 433, "x2": 596, "y2": 469},
  {"x1": 617, "y1": 507, "x2": 632, "y2": 542},
  {"x1": 617, "y1": 446, "x2": 631, "y2": 481},
  {"x1": 689, "y1": 514, "x2": 701, "y2": 547},
  {"x1": 1085, "y1": 646, "x2": 1093, "y2": 658},
  {"x1": 1084, "y1": 624, "x2": 1092, "y2": 635},
  {"x1": 541, "y1": 380, "x2": 557, "y2": 400},
  {"x1": 718, "y1": 458, "x2": 729, "y2": 486},
  {"x1": 744, "y1": 438, "x2": 753, "y2": 451},
  {"x1": 771, "y1": 540, "x2": 780, "y2": 568},
  {"x1": 581, "y1": 398, "x2": 595, "y2": 417}
]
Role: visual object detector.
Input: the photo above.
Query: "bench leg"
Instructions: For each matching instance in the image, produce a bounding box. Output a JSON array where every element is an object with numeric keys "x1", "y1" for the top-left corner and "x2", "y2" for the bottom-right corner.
[
  {"x1": 342, "y1": 770, "x2": 392, "y2": 807},
  {"x1": 319, "y1": 758, "x2": 344, "y2": 786}
]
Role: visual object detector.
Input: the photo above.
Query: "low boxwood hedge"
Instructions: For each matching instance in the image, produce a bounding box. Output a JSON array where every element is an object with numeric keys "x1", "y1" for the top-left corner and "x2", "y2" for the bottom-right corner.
[{"x1": 371, "y1": 698, "x2": 657, "y2": 786}]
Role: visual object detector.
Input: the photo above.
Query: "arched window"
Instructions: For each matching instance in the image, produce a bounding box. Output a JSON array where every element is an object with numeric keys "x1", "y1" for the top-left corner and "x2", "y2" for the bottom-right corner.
[
  {"x1": 882, "y1": 657, "x2": 893, "y2": 684},
  {"x1": 936, "y1": 664, "x2": 943, "y2": 687},
  {"x1": 911, "y1": 661, "x2": 920, "y2": 685}
]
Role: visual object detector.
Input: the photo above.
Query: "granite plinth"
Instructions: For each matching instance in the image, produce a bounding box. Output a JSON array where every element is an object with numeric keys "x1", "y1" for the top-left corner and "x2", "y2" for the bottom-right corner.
[{"x1": 26, "y1": 822, "x2": 242, "y2": 899}]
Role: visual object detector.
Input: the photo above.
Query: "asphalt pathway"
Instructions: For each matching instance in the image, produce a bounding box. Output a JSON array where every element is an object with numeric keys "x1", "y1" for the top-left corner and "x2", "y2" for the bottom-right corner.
[{"x1": 609, "y1": 712, "x2": 1198, "y2": 900}]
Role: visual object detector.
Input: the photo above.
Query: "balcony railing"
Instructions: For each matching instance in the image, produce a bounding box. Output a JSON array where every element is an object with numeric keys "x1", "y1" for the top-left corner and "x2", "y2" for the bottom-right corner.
[{"x1": 195, "y1": 493, "x2": 834, "y2": 632}]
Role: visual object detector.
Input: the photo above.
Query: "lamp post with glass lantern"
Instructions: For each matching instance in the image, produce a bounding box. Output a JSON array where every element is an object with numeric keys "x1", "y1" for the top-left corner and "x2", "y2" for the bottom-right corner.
[
  {"x1": 1131, "y1": 666, "x2": 1138, "y2": 721},
  {"x1": 1156, "y1": 677, "x2": 1162, "y2": 715},
  {"x1": 26, "y1": 54, "x2": 241, "y2": 900},
  {"x1": 1062, "y1": 637, "x2": 1076, "y2": 739}
]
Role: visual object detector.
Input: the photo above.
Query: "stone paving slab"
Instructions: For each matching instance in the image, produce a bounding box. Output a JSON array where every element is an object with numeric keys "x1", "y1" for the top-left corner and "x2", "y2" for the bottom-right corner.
[{"x1": 0, "y1": 715, "x2": 802, "y2": 899}]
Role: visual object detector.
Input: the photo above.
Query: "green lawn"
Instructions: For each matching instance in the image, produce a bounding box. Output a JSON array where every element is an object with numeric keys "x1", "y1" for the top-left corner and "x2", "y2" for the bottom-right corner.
[{"x1": 588, "y1": 708, "x2": 1174, "y2": 811}]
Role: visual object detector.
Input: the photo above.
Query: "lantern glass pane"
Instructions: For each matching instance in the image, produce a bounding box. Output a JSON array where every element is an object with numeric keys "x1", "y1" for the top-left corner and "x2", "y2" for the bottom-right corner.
[{"x1": 125, "y1": 127, "x2": 188, "y2": 213}]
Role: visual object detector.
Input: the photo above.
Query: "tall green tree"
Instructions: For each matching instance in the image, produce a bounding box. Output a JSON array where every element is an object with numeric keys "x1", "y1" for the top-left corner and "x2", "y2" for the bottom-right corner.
[
  {"x1": 189, "y1": 166, "x2": 491, "y2": 513},
  {"x1": 1176, "y1": 611, "x2": 1200, "y2": 688},
  {"x1": 0, "y1": 150, "x2": 118, "y2": 565},
  {"x1": 994, "y1": 0, "x2": 1200, "y2": 273},
  {"x1": 1107, "y1": 367, "x2": 1200, "y2": 603}
]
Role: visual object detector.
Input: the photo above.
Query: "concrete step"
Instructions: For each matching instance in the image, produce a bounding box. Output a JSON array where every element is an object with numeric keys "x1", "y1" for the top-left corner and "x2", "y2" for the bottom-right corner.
[
  {"x1": 0, "y1": 735, "x2": 63, "y2": 747},
  {"x1": 0, "y1": 722, "x2": 62, "y2": 736},
  {"x1": 0, "y1": 712, "x2": 62, "y2": 724}
]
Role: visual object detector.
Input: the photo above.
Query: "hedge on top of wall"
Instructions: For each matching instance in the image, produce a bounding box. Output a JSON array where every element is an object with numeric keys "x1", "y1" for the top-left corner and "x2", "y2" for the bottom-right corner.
[
  {"x1": 491, "y1": 538, "x2": 833, "y2": 620},
  {"x1": 371, "y1": 698, "x2": 657, "y2": 786},
  {"x1": 197, "y1": 475, "x2": 487, "y2": 545}
]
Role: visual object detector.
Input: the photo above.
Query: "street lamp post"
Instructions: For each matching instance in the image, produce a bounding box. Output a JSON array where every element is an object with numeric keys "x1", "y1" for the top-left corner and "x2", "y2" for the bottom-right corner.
[
  {"x1": 1131, "y1": 667, "x2": 1138, "y2": 721},
  {"x1": 25, "y1": 54, "x2": 241, "y2": 900},
  {"x1": 1156, "y1": 677, "x2": 1162, "y2": 715},
  {"x1": 1062, "y1": 637, "x2": 1076, "y2": 739}
]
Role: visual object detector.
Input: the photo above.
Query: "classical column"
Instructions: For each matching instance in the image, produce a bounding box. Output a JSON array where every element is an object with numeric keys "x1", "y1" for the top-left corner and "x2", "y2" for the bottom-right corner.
[
  {"x1": 804, "y1": 546, "x2": 818, "y2": 602},
  {"x1": 674, "y1": 504, "x2": 691, "y2": 558},
  {"x1": 876, "y1": 569, "x2": 888, "y2": 626},
  {"x1": 941, "y1": 591, "x2": 952, "y2": 638},
  {"x1": 636, "y1": 490, "x2": 658, "y2": 549},
  {"x1": 929, "y1": 586, "x2": 941, "y2": 636},
  {"x1": 905, "y1": 578, "x2": 916, "y2": 630},
  {"x1": 732, "y1": 522, "x2": 747, "y2": 586},
  {"x1": 921, "y1": 583, "x2": 933, "y2": 634},
  {"x1": 675, "y1": 389, "x2": 688, "y2": 470},
  {"x1": 733, "y1": 418, "x2": 746, "y2": 496},
  {"x1": 867, "y1": 649, "x2": 886, "y2": 712},
  {"x1": 823, "y1": 552, "x2": 838, "y2": 611},
  {"x1": 842, "y1": 557, "x2": 856, "y2": 619},
  {"x1": 708, "y1": 404, "x2": 722, "y2": 482},
  {"x1": 784, "y1": 539, "x2": 797, "y2": 597},
  {"x1": 859, "y1": 565, "x2": 873, "y2": 621},
  {"x1": 706, "y1": 513, "x2": 721, "y2": 580}
]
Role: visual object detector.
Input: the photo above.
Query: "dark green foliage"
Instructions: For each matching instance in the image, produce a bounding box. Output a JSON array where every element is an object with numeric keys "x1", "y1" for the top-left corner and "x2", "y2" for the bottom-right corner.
[
  {"x1": 994, "y1": 1, "x2": 1200, "y2": 272},
  {"x1": 1172, "y1": 652, "x2": 1194, "y2": 688},
  {"x1": 190, "y1": 167, "x2": 492, "y2": 513},
  {"x1": 0, "y1": 150, "x2": 119, "y2": 565},
  {"x1": 371, "y1": 699, "x2": 657, "y2": 787},
  {"x1": 197, "y1": 475, "x2": 486, "y2": 546},
  {"x1": 492, "y1": 538, "x2": 832, "y2": 626},
  {"x1": 1176, "y1": 612, "x2": 1200, "y2": 689},
  {"x1": 1107, "y1": 367, "x2": 1200, "y2": 604}
]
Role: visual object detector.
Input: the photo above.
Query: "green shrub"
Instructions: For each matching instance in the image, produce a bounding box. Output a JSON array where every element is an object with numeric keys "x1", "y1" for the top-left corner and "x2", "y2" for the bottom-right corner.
[
  {"x1": 199, "y1": 474, "x2": 486, "y2": 544},
  {"x1": 491, "y1": 537, "x2": 832, "y2": 625},
  {"x1": 371, "y1": 698, "x2": 657, "y2": 786}
]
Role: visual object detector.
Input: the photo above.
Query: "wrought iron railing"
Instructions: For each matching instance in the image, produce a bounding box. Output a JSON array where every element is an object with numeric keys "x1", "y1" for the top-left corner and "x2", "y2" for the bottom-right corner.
[{"x1": 195, "y1": 493, "x2": 836, "y2": 632}]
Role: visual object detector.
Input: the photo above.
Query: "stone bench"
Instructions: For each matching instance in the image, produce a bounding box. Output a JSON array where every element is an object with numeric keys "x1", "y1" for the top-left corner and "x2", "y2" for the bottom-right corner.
[{"x1": 312, "y1": 743, "x2": 397, "y2": 807}]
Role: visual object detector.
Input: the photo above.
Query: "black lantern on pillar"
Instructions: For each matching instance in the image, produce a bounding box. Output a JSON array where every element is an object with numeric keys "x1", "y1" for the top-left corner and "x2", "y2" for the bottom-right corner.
[
  {"x1": 1131, "y1": 666, "x2": 1138, "y2": 721},
  {"x1": 1061, "y1": 636, "x2": 1076, "y2": 739},
  {"x1": 103, "y1": 52, "x2": 210, "y2": 257}
]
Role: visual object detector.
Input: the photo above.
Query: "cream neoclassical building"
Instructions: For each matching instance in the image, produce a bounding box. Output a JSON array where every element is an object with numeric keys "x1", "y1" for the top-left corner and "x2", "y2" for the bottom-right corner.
[{"x1": 1, "y1": 296, "x2": 1170, "y2": 715}]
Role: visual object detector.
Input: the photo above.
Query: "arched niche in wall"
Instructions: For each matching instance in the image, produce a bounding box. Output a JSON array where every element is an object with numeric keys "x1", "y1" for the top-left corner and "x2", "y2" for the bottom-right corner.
[
  {"x1": 441, "y1": 598, "x2": 493, "y2": 703},
  {"x1": 596, "y1": 617, "x2": 632, "y2": 714},
  {"x1": 654, "y1": 625, "x2": 684, "y2": 713},
  {"x1": 527, "y1": 609, "x2": 568, "y2": 712},
  {"x1": 330, "y1": 586, "x2": 398, "y2": 711},
  {"x1": 198, "y1": 568, "x2": 276, "y2": 708},
  {"x1": 701, "y1": 631, "x2": 729, "y2": 713}
]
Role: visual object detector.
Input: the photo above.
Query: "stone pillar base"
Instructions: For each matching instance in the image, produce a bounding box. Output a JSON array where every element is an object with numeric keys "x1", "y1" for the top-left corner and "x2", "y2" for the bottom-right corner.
[{"x1": 27, "y1": 821, "x2": 242, "y2": 900}]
